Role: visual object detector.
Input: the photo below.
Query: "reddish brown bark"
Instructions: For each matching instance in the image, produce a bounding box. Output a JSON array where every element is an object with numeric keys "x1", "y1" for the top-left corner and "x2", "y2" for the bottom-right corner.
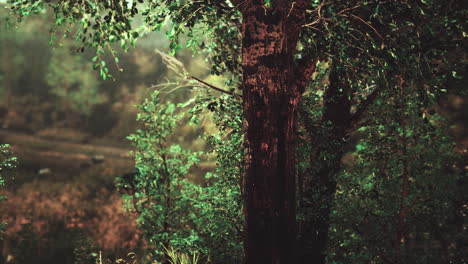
[{"x1": 239, "y1": 2, "x2": 307, "y2": 263}]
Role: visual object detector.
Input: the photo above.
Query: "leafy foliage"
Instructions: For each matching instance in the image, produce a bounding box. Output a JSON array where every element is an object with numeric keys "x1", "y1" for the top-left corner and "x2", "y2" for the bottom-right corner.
[
  {"x1": 125, "y1": 91, "x2": 204, "y2": 258},
  {"x1": 293, "y1": 1, "x2": 466, "y2": 262},
  {"x1": 0, "y1": 144, "x2": 16, "y2": 235},
  {"x1": 191, "y1": 94, "x2": 244, "y2": 263},
  {"x1": 329, "y1": 81, "x2": 464, "y2": 263},
  {"x1": 124, "y1": 90, "x2": 243, "y2": 263},
  {"x1": 5, "y1": 0, "x2": 241, "y2": 79}
]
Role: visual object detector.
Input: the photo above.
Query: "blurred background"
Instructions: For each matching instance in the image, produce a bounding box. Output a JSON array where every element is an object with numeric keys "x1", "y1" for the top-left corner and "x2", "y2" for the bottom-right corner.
[{"x1": 0, "y1": 9, "x2": 220, "y2": 264}]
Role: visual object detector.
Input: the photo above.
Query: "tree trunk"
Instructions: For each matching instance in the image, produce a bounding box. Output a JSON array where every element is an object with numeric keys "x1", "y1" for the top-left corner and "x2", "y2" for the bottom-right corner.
[
  {"x1": 297, "y1": 64, "x2": 352, "y2": 264},
  {"x1": 240, "y1": 3, "x2": 305, "y2": 263}
]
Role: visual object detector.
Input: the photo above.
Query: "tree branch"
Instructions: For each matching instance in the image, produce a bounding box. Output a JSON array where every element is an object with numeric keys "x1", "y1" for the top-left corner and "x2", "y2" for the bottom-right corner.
[
  {"x1": 347, "y1": 14, "x2": 384, "y2": 42},
  {"x1": 189, "y1": 76, "x2": 242, "y2": 98}
]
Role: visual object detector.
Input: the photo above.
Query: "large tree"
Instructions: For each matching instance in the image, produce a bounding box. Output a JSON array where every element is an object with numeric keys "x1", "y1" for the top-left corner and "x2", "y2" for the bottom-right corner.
[{"x1": 5, "y1": 0, "x2": 465, "y2": 263}]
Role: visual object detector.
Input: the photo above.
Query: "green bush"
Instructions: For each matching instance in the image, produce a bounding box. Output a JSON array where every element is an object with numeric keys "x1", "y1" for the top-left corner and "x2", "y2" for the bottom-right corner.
[
  {"x1": 122, "y1": 91, "x2": 243, "y2": 263},
  {"x1": 0, "y1": 144, "x2": 16, "y2": 236},
  {"x1": 125, "y1": 91, "x2": 204, "y2": 258},
  {"x1": 190, "y1": 94, "x2": 244, "y2": 263}
]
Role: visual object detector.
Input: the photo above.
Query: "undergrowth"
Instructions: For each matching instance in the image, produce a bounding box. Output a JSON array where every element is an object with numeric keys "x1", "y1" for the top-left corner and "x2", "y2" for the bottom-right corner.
[{"x1": 95, "y1": 247, "x2": 200, "y2": 264}]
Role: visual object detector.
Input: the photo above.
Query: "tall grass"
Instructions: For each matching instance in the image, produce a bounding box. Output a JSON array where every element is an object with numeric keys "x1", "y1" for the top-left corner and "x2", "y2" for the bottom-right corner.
[{"x1": 97, "y1": 247, "x2": 200, "y2": 264}]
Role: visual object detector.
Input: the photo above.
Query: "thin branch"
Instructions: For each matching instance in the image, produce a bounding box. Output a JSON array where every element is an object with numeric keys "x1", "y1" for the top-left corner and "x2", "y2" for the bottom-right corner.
[
  {"x1": 303, "y1": 0, "x2": 328, "y2": 28},
  {"x1": 337, "y1": 4, "x2": 361, "y2": 15},
  {"x1": 348, "y1": 14, "x2": 384, "y2": 41},
  {"x1": 189, "y1": 76, "x2": 242, "y2": 98},
  {"x1": 286, "y1": 2, "x2": 296, "y2": 17},
  {"x1": 155, "y1": 50, "x2": 241, "y2": 97}
]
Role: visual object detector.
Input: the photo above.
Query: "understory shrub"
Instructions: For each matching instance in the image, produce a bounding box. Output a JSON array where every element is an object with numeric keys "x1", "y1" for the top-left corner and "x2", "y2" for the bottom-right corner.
[
  {"x1": 0, "y1": 144, "x2": 16, "y2": 236},
  {"x1": 123, "y1": 90, "x2": 243, "y2": 263}
]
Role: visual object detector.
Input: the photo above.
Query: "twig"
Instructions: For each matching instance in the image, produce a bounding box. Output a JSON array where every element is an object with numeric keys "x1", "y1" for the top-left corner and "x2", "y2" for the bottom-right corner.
[
  {"x1": 349, "y1": 14, "x2": 384, "y2": 41},
  {"x1": 286, "y1": 2, "x2": 296, "y2": 18},
  {"x1": 189, "y1": 76, "x2": 241, "y2": 98},
  {"x1": 337, "y1": 4, "x2": 361, "y2": 15},
  {"x1": 303, "y1": 0, "x2": 327, "y2": 28}
]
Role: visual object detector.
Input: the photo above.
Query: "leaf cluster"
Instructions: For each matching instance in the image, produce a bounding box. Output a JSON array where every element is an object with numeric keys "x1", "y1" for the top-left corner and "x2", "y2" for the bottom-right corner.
[
  {"x1": 123, "y1": 90, "x2": 243, "y2": 263},
  {"x1": 0, "y1": 144, "x2": 17, "y2": 236}
]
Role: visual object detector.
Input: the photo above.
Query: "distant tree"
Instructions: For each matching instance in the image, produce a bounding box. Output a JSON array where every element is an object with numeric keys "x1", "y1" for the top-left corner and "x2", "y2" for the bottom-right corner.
[
  {"x1": 5, "y1": 0, "x2": 465, "y2": 263},
  {"x1": 46, "y1": 42, "x2": 102, "y2": 127}
]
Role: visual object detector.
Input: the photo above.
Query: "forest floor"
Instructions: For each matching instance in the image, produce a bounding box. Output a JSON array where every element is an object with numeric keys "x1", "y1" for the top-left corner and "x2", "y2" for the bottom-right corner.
[
  {"x1": 0, "y1": 129, "x2": 139, "y2": 264},
  {"x1": 0, "y1": 128, "x2": 215, "y2": 263}
]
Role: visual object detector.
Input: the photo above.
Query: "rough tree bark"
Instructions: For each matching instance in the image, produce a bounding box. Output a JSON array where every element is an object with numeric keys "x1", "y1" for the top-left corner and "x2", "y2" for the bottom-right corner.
[
  {"x1": 237, "y1": 1, "x2": 310, "y2": 263},
  {"x1": 236, "y1": 1, "x2": 379, "y2": 262}
]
